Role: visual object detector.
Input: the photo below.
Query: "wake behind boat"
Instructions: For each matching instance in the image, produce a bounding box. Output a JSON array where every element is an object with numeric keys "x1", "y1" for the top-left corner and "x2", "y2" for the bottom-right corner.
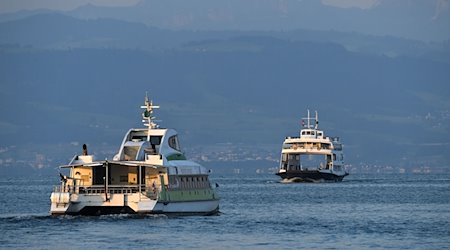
[
  {"x1": 50, "y1": 94, "x2": 219, "y2": 215},
  {"x1": 276, "y1": 110, "x2": 348, "y2": 182}
]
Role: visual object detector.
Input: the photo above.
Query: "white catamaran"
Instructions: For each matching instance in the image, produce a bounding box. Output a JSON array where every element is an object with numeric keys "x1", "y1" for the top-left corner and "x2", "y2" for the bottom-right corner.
[
  {"x1": 276, "y1": 110, "x2": 348, "y2": 182},
  {"x1": 50, "y1": 94, "x2": 220, "y2": 215}
]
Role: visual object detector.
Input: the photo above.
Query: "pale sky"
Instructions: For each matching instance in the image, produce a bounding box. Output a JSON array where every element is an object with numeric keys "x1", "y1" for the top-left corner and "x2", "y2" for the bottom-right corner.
[
  {"x1": 0, "y1": 0, "x2": 381, "y2": 14},
  {"x1": 0, "y1": 0, "x2": 141, "y2": 13}
]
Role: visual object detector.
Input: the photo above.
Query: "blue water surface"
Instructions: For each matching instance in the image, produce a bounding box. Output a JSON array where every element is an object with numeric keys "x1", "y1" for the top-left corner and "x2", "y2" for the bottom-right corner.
[{"x1": 0, "y1": 173, "x2": 449, "y2": 249}]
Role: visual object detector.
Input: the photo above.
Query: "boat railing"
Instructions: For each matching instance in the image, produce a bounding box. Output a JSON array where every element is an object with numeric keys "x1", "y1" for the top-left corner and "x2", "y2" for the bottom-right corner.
[
  {"x1": 284, "y1": 143, "x2": 331, "y2": 151},
  {"x1": 53, "y1": 184, "x2": 151, "y2": 195}
]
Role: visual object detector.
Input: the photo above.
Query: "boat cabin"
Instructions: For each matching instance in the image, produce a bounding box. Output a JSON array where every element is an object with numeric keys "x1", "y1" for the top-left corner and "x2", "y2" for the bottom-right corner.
[
  {"x1": 300, "y1": 129, "x2": 325, "y2": 139},
  {"x1": 113, "y1": 128, "x2": 186, "y2": 164}
]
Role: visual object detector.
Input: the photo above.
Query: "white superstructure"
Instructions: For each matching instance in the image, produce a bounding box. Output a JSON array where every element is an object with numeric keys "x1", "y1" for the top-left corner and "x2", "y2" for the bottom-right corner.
[{"x1": 276, "y1": 110, "x2": 348, "y2": 182}]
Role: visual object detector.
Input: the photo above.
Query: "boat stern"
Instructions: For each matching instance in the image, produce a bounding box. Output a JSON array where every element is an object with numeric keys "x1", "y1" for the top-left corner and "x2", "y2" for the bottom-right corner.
[{"x1": 50, "y1": 191, "x2": 70, "y2": 215}]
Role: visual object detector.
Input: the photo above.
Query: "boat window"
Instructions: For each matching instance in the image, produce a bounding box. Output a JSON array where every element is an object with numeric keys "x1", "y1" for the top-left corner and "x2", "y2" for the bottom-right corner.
[
  {"x1": 168, "y1": 135, "x2": 180, "y2": 151},
  {"x1": 150, "y1": 136, "x2": 162, "y2": 145},
  {"x1": 123, "y1": 146, "x2": 139, "y2": 161},
  {"x1": 311, "y1": 131, "x2": 315, "y2": 135},
  {"x1": 301, "y1": 131, "x2": 305, "y2": 135},
  {"x1": 132, "y1": 135, "x2": 146, "y2": 141},
  {"x1": 92, "y1": 166, "x2": 106, "y2": 185}
]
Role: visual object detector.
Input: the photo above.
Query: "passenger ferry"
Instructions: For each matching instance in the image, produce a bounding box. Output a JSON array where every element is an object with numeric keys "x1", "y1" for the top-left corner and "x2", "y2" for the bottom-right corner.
[
  {"x1": 50, "y1": 94, "x2": 219, "y2": 215},
  {"x1": 276, "y1": 110, "x2": 348, "y2": 182}
]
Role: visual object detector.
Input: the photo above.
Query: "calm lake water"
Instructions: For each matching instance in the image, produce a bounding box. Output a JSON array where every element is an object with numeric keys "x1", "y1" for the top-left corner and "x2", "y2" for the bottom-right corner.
[{"x1": 0, "y1": 173, "x2": 449, "y2": 249}]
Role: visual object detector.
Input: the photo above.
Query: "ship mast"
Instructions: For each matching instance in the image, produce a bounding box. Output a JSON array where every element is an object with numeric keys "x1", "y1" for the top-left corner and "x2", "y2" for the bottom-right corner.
[
  {"x1": 307, "y1": 109, "x2": 310, "y2": 128},
  {"x1": 315, "y1": 110, "x2": 319, "y2": 129},
  {"x1": 303, "y1": 109, "x2": 319, "y2": 129},
  {"x1": 141, "y1": 92, "x2": 160, "y2": 140}
]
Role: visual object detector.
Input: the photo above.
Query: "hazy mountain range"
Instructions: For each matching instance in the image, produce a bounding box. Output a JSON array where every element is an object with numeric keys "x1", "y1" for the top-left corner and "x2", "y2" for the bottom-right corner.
[
  {"x1": 0, "y1": 12, "x2": 449, "y2": 173},
  {"x1": 1, "y1": 0, "x2": 449, "y2": 41}
]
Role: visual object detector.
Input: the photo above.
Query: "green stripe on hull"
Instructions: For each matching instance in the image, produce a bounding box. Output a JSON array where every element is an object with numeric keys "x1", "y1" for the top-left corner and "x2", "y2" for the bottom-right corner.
[
  {"x1": 159, "y1": 189, "x2": 218, "y2": 202},
  {"x1": 166, "y1": 153, "x2": 187, "y2": 161}
]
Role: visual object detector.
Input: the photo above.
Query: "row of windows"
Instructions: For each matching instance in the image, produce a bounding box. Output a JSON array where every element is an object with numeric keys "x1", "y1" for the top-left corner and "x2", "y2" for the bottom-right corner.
[
  {"x1": 128, "y1": 135, "x2": 181, "y2": 152},
  {"x1": 288, "y1": 142, "x2": 331, "y2": 150},
  {"x1": 282, "y1": 153, "x2": 342, "y2": 163},
  {"x1": 169, "y1": 175, "x2": 210, "y2": 190},
  {"x1": 301, "y1": 130, "x2": 323, "y2": 137}
]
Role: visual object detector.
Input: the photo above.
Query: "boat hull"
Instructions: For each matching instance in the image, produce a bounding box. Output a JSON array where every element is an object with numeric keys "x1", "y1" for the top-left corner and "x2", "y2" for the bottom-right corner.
[
  {"x1": 50, "y1": 192, "x2": 220, "y2": 216},
  {"x1": 66, "y1": 206, "x2": 136, "y2": 216},
  {"x1": 152, "y1": 199, "x2": 220, "y2": 215},
  {"x1": 63, "y1": 201, "x2": 219, "y2": 216},
  {"x1": 276, "y1": 170, "x2": 348, "y2": 182}
]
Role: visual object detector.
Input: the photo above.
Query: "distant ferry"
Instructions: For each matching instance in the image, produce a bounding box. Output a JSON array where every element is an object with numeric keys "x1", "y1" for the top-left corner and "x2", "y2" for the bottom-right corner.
[
  {"x1": 50, "y1": 94, "x2": 220, "y2": 215},
  {"x1": 276, "y1": 110, "x2": 348, "y2": 182}
]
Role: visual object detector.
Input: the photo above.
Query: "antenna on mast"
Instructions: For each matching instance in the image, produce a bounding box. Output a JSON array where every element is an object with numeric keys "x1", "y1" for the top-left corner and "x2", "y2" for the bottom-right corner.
[
  {"x1": 315, "y1": 110, "x2": 319, "y2": 129},
  {"x1": 302, "y1": 109, "x2": 319, "y2": 129},
  {"x1": 307, "y1": 109, "x2": 310, "y2": 128},
  {"x1": 140, "y1": 92, "x2": 160, "y2": 130}
]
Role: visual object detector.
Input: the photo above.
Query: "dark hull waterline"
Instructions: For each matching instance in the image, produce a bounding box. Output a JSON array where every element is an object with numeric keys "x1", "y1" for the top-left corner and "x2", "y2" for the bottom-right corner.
[
  {"x1": 58, "y1": 206, "x2": 220, "y2": 216},
  {"x1": 276, "y1": 170, "x2": 348, "y2": 182}
]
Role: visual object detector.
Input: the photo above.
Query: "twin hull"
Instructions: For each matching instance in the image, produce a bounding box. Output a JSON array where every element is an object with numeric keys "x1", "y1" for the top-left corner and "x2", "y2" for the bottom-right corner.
[{"x1": 51, "y1": 191, "x2": 219, "y2": 216}]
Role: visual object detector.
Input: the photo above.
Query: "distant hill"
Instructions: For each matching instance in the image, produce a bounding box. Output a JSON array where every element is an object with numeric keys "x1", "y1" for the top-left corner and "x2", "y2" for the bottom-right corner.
[
  {"x1": 0, "y1": 13, "x2": 449, "y2": 171},
  {"x1": 60, "y1": 0, "x2": 450, "y2": 41},
  {"x1": 1, "y1": 13, "x2": 448, "y2": 63},
  {"x1": 0, "y1": 13, "x2": 178, "y2": 50}
]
